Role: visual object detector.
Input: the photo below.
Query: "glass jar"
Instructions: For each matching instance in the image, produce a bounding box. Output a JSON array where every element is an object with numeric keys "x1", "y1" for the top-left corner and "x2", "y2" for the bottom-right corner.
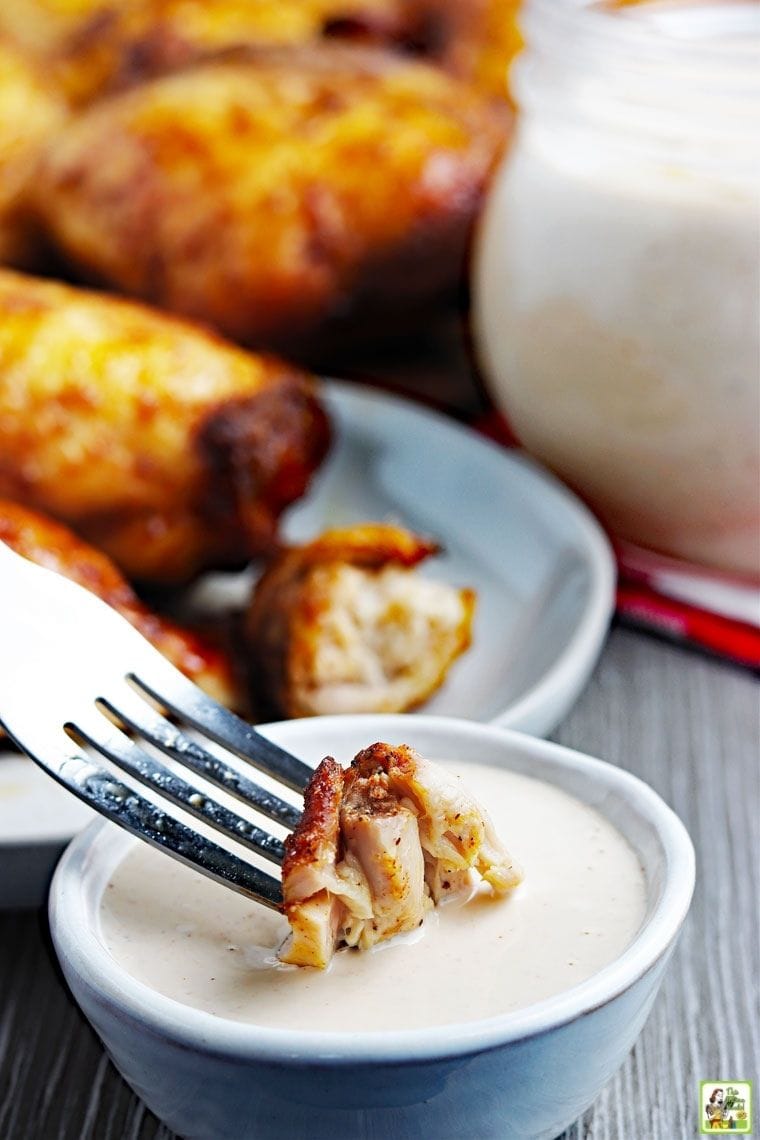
[{"x1": 473, "y1": 0, "x2": 760, "y2": 579}]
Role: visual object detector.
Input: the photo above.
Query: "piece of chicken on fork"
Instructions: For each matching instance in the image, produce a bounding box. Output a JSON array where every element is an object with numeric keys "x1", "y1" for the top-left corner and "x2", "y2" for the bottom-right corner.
[{"x1": 280, "y1": 742, "x2": 522, "y2": 968}]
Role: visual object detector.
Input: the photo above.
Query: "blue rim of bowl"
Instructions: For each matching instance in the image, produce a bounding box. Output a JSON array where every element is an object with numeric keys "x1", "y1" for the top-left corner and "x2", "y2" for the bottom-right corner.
[{"x1": 49, "y1": 717, "x2": 694, "y2": 1066}]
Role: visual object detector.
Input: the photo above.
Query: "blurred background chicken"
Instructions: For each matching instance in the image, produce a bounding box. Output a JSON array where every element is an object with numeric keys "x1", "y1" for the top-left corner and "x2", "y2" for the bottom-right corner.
[
  {"x1": 0, "y1": 38, "x2": 67, "y2": 268},
  {"x1": 0, "y1": 498, "x2": 242, "y2": 708},
  {"x1": 0, "y1": 0, "x2": 519, "y2": 722},
  {"x1": 32, "y1": 45, "x2": 507, "y2": 357},
  {"x1": 0, "y1": 0, "x2": 521, "y2": 108},
  {"x1": 0, "y1": 269, "x2": 330, "y2": 584}
]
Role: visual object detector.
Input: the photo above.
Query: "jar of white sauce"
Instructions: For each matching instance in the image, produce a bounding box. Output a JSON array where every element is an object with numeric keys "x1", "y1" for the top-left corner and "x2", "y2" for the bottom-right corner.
[{"x1": 473, "y1": 0, "x2": 760, "y2": 578}]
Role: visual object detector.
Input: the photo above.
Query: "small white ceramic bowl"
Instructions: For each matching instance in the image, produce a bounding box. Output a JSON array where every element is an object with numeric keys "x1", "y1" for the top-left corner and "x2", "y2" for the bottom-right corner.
[{"x1": 49, "y1": 716, "x2": 694, "y2": 1140}]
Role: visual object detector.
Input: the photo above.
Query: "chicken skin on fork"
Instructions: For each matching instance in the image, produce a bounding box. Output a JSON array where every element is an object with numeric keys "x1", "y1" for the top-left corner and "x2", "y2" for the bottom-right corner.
[
  {"x1": 244, "y1": 523, "x2": 476, "y2": 718},
  {"x1": 0, "y1": 498, "x2": 241, "y2": 709},
  {"x1": 0, "y1": 270, "x2": 330, "y2": 584},
  {"x1": 32, "y1": 45, "x2": 508, "y2": 356},
  {"x1": 280, "y1": 742, "x2": 522, "y2": 968}
]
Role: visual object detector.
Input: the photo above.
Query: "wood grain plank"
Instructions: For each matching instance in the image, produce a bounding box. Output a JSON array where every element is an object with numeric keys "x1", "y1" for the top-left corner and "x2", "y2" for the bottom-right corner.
[{"x1": 555, "y1": 629, "x2": 759, "y2": 1140}]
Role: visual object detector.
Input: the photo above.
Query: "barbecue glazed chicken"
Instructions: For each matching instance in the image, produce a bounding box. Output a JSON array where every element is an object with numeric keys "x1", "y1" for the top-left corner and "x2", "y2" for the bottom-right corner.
[
  {"x1": 281, "y1": 741, "x2": 522, "y2": 968},
  {"x1": 245, "y1": 524, "x2": 475, "y2": 717},
  {"x1": 0, "y1": 499, "x2": 240, "y2": 708},
  {"x1": 0, "y1": 270, "x2": 329, "y2": 584},
  {"x1": 32, "y1": 46, "x2": 507, "y2": 355},
  {"x1": 0, "y1": 39, "x2": 67, "y2": 268}
]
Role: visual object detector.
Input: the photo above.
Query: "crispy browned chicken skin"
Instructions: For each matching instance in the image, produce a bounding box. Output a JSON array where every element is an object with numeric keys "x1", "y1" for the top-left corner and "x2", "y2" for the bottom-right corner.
[
  {"x1": 281, "y1": 742, "x2": 521, "y2": 968},
  {"x1": 0, "y1": 0, "x2": 519, "y2": 108},
  {"x1": 0, "y1": 498, "x2": 240, "y2": 707},
  {"x1": 245, "y1": 523, "x2": 476, "y2": 718},
  {"x1": 0, "y1": 0, "x2": 426, "y2": 106},
  {"x1": 0, "y1": 270, "x2": 329, "y2": 584},
  {"x1": 0, "y1": 38, "x2": 67, "y2": 268},
  {"x1": 32, "y1": 45, "x2": 507, "y2": 355}
]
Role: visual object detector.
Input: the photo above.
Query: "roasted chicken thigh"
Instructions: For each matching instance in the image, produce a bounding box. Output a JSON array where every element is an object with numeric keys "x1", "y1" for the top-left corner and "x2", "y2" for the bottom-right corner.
[
  {"x1": 0, "y1": 39, "x2": 67, "y2": 267},
  {"x1": 0, "y1": 0, "x2": 430, "y2": 106},
  {"x1": 281, "y1": 742, "x2": 521, "y2": 968},
  {"x1": 33, "y1": 46, "x2": 507, "y2": 355},
  {"x1": 0, "y1": 0, "x2": 520, "y2": 108},
  {"x1": 419, "y1": 0, "x2": 522, "y2": 105},
  {"x1": 0, "y1": 270, "x2": 329, "y2": 584}
]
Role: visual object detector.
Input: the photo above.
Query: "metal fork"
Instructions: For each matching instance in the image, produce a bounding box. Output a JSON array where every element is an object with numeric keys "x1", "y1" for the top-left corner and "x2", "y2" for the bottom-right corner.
[{"x1": 0, "y1": 541, "x2": 313, "y2": 909}]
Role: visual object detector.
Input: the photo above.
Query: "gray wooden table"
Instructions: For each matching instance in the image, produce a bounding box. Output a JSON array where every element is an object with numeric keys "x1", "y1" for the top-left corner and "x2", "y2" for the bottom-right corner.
[{"x1": 1, "y1": 626, "x2": 757, "y2": 1139}]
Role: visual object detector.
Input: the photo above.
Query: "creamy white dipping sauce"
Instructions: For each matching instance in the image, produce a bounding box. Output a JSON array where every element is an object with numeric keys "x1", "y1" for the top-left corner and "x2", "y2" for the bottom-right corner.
[
  {"x1": 100, "y1": 762, "x2": 646, "y2": 1031},
  {"x1": 474, "y1": 0, "x2": 760, "y2": 577}
]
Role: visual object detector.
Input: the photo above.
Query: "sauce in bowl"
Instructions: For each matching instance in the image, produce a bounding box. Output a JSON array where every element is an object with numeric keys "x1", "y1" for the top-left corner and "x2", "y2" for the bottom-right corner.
[{"x1": 100, "y1": 761, "x2": 646, "y2": 1031}]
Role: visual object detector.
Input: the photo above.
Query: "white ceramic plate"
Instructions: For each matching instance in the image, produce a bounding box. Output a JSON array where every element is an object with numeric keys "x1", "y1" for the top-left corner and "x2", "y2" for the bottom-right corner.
[{"x1": 0, "y1": 380, "x2": 615, "y2": 907}]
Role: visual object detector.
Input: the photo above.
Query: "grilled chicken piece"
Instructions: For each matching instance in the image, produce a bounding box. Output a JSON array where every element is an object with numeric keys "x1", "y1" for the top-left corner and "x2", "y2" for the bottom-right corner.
[
  {"x1": 338, "y1": 754, "x2": 429, "y2": 947},
  {"x1": 0, "y1": 0, "x2": 101, "y2": 59},
  {"x1": 281, "y1": 742, "x2": 521, "y2": 967},
  {"x1": 47, "y1": 0, "x2": 421, "y2": 106},
  {"x1": 0, "y1": 269, "x2": 329, "y2": 584},
  {"x1": 245, "y1": 524, "x2": 475, "y2": 717},
  {"x1": 0, "y1": 39, "x2": 67, "y2": 268},
  {"x1": 420, "y1": 0, "x2": 522, "y2": 106},
  {"x1": 0, "y1": 0, "x2": 425, "y2": 107},
  {"x1": 0, "y1": 0, "x2": 519, "y2": 109},
  {"x1": 0, "y1": 498, "x2": 241, "y2": 708},
  {"x1": 32, "y1": 45, "x2": 507, "y2": 355},
  {"x1": 279, "y1": 758, "x2": 346, "y2": 969}
]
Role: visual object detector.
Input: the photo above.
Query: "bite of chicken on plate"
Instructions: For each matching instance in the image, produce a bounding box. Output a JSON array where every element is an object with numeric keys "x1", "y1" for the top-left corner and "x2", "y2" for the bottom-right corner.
[
  {"x1": 280, "y1": 741, "x2": 522, "y2": 968},
  {"x1": 245, "y1": 523, "x2": 476, "y2": 718}
]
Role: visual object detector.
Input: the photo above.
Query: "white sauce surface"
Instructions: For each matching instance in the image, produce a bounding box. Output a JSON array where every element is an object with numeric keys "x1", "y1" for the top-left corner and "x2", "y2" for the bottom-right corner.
[{"x1": 100, "y1": 762, "x2": 646, "y2": 1031}]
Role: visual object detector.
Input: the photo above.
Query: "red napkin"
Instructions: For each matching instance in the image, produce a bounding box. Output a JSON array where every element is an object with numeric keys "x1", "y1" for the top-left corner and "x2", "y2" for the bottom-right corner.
[{"x1": 614, "y1": 543, "x2": 760, "y2": 670}]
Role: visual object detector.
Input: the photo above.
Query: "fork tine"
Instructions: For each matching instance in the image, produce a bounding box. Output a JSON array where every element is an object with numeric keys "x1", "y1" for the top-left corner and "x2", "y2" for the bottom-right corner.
[
  {"x1": 0, "y1": 541, "x2": 306, "y2": 910},
  {"x1": 99, "y1": 687, "x2": 302, "y2": 830},
  {"x1": 0, "y1": 722, "x2": 283, "y2": 908},
  {"x1": 129, "y1": 671, "x2": 314, "y2": 793},
  {"x1": 67, "y1": 714, "x2": 286, "y2": 866}
]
